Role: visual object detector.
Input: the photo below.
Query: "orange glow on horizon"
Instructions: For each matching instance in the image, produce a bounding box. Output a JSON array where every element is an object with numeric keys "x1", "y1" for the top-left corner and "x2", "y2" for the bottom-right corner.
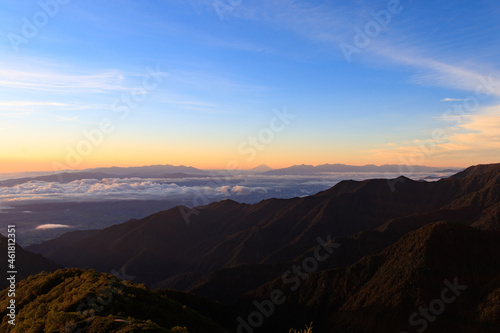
[{"x1": 0, "y1": 156, "x2": 477, "y2": 175}]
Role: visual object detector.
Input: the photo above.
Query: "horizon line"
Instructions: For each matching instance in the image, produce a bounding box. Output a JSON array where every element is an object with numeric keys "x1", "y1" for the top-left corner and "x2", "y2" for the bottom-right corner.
[{"x1": 0, "y1": 162, "x2": 468, "y2": 176}]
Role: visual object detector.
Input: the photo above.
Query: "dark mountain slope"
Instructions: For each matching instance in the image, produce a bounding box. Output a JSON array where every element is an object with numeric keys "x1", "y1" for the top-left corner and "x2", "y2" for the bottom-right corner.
[
  {"x1": 27, "y1": 228, "x2": 100, "y2": 259},
  {"x1": 0, "y1": 234, "x2": 61, "y2": 290},
  {"x1": 178, "y1": 209, "x2": 472, "y2": 306},
  {"x1": 168, "y1": 165, "x2": 500, "y2": 306},
  {"x1": 183, "y1": 263, "x2": 292, "y2": 305},
  {"x1": 176, "y1": 228, "x2": 400, "y2": 305},
  {"x1": 240, "y1": 222, "x2": 500, "y2": 332}
]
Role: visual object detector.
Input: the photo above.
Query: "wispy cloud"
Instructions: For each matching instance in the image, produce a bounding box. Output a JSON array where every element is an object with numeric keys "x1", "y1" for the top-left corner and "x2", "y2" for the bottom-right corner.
[
  {"x1": 0, "y1": 100, "x2": 95, "y2": 118},
  {"x1": 366, "y1": 105, "x2": 500, "y2": 165},
  {"x1": 198, "y1": 0, "x2": 500, "y2": 97},
  {"x1": 0, "y1": 101, "x2": 67, "y2": 107},
  {"x1": 0, "y1": 59, "x2": 149, "y2": 119},
  {"x1": 372, "y1": 48, "x2": 500, "y2": 95},
  {"x1": 190, "y1": 0, "x2": 352, "y2": 44},
  {"x1": 441, "y1": 98, "x2": 470, "y2": 102},
  {"x1": 0, "y1": 68, "x2": 126, "y2": 93},
  {"x1": 441, "y1": 106, "x2": 500, "y2": 151}
]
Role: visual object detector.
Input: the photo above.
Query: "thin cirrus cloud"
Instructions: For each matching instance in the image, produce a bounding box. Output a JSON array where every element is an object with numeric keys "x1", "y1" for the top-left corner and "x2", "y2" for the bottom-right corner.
[
  {"x1": 0, "y1": 101, "x2": 68, "y2": 107},
  {"x1": 442, "y1": 106, "x2": 500, "y2": 151},
  {"x1": 0, "y1": 61, "x2": 152, "y2": 121},
  {"x1": 197, "y1": 0, "x2": 500, "y2": 97},
  {"x1": 372, "y1": 46, "x2": 500, "y2": 96},
  {"x1": 0, "y1": 101, "x2": 91, "y2": 117},
  {"x1": 441, "y1": 98, "x2": 470, "y2": 102},
  {"x1": 0, "y1": 59, "x2": 262, "y2": 116},
  {"x1": 0, "y1": 67, "x2": 126, "y2": 93},
  {"x1": 361, "y1": 45, "x2": 500, "y2": 165},
  {"x1": 0, "y1": 63, "x2": 127, "y2": 119},
  {"x1": 366, "y1": 105, "x2": 500, "y2": 164}
]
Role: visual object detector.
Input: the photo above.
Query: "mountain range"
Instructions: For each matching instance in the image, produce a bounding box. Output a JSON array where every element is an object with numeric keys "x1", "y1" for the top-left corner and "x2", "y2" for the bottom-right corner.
[
  {"x1": 0, "y1": 163, "x2": 460, "y2": 188},
  {"x1": 2, "y1": 163, "x2": 499, "y2": 332},
  {"x1": 0, "y1": 164, "x2": 208, "y2": 187},
  {"x1": 264, "y1": 163, "x2": 461, "y2": 175}
]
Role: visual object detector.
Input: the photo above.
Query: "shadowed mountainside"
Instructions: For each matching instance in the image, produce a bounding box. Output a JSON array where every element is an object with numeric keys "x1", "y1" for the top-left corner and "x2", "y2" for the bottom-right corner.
[
  {"x1": 0, "y1": 233, "x2": 61, "y2": 290},
  {"x1": 239, "y1": 222, "x2": 500, "y2": 332}
]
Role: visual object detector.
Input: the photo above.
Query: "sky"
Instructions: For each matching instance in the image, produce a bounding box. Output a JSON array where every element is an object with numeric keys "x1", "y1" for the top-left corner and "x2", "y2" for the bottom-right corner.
[{"x1": 0, "y1": 0, "x2": 499, "y2": 173}]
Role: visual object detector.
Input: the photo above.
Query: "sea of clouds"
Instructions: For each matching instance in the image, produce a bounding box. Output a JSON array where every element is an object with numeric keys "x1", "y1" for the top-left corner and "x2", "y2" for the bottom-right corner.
[
  {"x1": 0, "y1": 171, "x2": 456, "y2": 208},
  {"x1": 0, "y1": 177, "x2": 270, "y2": 203}
]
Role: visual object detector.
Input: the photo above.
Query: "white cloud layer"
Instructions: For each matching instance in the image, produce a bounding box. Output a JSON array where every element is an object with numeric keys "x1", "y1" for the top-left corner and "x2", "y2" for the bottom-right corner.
[
  {"x1": 0, "y1": 178, "x2": 270, "y2": 203},
  {"x1": 441, "y1": 98, "x2": 470, "y2": 102},
  {"x1": 0, "y1": 172, "x2": 458, "y2": 205}
]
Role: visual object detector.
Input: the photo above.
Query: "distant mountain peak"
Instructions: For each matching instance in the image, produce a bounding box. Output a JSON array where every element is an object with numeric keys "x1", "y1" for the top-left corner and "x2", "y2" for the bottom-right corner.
[{"x1": 248, "y1": 164, "x2": 273, "y2": 172}]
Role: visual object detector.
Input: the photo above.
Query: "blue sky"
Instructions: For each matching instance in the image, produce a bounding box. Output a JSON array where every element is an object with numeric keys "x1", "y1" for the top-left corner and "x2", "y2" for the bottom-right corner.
[{"x1": 0, "y1": 0, "x2": 499, "y2": 172}]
